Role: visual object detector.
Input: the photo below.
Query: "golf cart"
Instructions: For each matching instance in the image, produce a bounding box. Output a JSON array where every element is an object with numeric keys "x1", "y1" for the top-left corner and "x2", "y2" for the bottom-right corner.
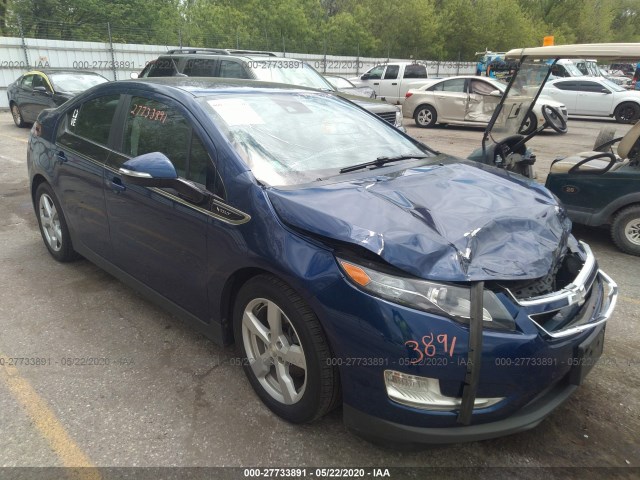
[{"x1": 474, "y1": 43, "x2": 640, "y2": 255}]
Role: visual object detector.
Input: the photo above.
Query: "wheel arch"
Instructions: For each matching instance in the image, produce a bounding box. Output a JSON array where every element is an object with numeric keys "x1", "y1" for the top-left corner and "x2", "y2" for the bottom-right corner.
[
  {"x1": 31, "y1": 174, "x2": 49, "y2": 208},
  {"x1": 592, "y1": 195, "x2": 640, "y2": 226},
  {"x1": 613, "y1": 99, "x2": 640, "y2": 114},
  {"x1": 218, "y1": 266, "x2": 282, "y2": 344}
]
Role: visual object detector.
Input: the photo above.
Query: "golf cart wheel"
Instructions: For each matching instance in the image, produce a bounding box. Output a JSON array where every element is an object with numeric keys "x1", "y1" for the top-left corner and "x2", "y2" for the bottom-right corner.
[
  {"x1": 611, "y1": 205, "x2": 640, "y2": 256},
  {"x1": 414, "y1": 105, "x2": 437, "y2": 128},
  {"x1": 593, "y1": 127, "x2": 617, "y2": 152},
  {"x1": 233, "y1": 274, "x2": 340, "y2": 423},
  {"x1": 519, "y1": 112, "x2": 537, "y2": 135},
  {"x1": 614, "y1": 102, "x2": 640, "y2": 124}
]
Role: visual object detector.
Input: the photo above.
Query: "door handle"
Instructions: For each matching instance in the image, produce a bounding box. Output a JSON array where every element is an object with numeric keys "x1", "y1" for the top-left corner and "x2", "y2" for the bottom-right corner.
[
  {"x1": 110, "y1": 176, "x2": 126, "y2": 193},
  {"x1": 392, "y1": 82, "x2": 398, "y2": 85},
  {"x1": 373, "y1": 82, "x2": 379, "y2": 85},
  {"x1": 56, "y1": 151, "x2": 67, "y2": 164}
]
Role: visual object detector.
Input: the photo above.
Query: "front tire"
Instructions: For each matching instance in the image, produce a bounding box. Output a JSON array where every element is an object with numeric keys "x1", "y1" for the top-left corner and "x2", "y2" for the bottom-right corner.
[
  {"x1": 34, "y1": 183, "x2": 78, "y2": 262},
  {"x1": 233, "y1": 275, "x2": 340, "y2": 423},
  {"x1": 11, "y1": 102, "x2": 25, "y2": 128},
  {"x1": 611, "y1": 205, "x2": 640, "y2": 256},
  {"x1": 614, "y1": 102, "x2": 640, "y2": 124},
  {"x1": 414, "y1": 105, "x2": 437, "y2": 128}
]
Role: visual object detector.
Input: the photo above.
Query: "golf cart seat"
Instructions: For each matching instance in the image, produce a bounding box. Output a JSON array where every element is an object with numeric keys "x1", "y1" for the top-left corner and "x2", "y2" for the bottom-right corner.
[{"x1": 550, "y1": 121, "x2": 640, "y2": 174}]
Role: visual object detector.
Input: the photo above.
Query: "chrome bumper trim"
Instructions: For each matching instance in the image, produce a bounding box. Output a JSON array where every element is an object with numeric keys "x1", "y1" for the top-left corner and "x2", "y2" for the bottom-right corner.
[
  {"x1": 530, "y1": 269, "x2": 617, "y2": 339},
  {"x1": 512, "y1": 241, "x2": 596, "y2": 308}
]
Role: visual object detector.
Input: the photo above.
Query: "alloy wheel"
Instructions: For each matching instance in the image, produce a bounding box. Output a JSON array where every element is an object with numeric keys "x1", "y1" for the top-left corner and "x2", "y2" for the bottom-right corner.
[
  {"x1": 241, "y1": 298, "x2": 307, "y2": 405},
  {"x1": 39, "y1": 193, "x2": 63, "y2": 252}
]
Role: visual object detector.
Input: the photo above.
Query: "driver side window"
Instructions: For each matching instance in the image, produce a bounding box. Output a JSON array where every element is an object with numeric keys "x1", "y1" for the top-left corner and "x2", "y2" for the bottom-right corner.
[
  {"x1": 366, "y1": 66, "x2": 384, "y2": 80},
  {"x1": 121, "y1": 96, "x2": 224, "y2": 198}
]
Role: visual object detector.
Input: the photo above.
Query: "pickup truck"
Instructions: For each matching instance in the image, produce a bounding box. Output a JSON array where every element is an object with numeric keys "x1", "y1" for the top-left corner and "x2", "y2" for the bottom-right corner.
[{"x1": 349, "y1": 62, "x2": 433, "y2": 105}]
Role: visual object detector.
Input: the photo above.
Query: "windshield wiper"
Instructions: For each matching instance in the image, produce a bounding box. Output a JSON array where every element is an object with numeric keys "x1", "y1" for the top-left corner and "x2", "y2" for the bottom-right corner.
[{"x1": 339, "y1": 154, "x2": 428, "y2": 174}]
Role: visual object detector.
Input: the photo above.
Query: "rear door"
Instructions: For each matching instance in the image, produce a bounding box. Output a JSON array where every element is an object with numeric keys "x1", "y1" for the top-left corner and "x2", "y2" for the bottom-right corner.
[
  {"x1": 430, "y1": 78, "x2": 468, "y2": 122},
  {"x1": 16, "y1": 74, "x2": 35, "y2": 121},
  {"x1": 544, "y1": 81, "x2": 579, "y2": 113},
  {"x1": 54, "y1": 94, "x2": 122, "y2": 259},
  {"x1": 104, "y1": 93, "x2": 217, "y2": 320}
]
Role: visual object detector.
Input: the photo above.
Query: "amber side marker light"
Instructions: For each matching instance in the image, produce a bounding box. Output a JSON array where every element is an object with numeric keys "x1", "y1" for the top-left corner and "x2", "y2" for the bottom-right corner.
[{"x1": 339, "y1": 260, "x2": 371, "y2": 286}]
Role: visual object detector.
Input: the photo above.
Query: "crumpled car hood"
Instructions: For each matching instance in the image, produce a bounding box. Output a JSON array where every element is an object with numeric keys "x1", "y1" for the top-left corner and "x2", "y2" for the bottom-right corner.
[{"x1": 267, "y1": 158, "x2": 571, "y2": 282}]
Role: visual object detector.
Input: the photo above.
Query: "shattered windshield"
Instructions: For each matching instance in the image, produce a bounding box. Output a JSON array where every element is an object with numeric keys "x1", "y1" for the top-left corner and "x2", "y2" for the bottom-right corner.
[
  {"x1": 199, "y1": 92, "x2": 430, "y2": 186},
  {"x1": 487, "y1": 60, "x2": 550, "y2": 143}
]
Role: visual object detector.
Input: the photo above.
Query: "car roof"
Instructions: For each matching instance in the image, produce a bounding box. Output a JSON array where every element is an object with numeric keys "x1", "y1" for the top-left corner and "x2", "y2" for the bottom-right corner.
[
  {"x1": 122, "y1": 77, "x2": 328, "y2": 97},
  {"x1": 505, "y1": 43, "x2": 640, "y2": 61},
  {"x1": 24, "y1": 69, "x2": 105, "y2": 76}
]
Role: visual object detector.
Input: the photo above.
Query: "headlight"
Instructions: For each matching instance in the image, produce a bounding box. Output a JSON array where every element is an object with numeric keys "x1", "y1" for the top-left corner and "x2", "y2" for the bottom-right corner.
[{"x1": 338, "y1": 259, "x2": 515, "y2": 330}]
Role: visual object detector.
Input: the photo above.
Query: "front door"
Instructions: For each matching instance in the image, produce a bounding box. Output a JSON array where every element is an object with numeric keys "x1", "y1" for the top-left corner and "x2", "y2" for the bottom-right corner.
[{"x1": 104, "y1": 94, "x2": 213, "y2": 320}]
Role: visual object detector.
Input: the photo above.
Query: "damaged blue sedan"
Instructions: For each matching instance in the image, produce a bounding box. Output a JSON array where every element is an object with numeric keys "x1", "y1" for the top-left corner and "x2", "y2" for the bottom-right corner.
[{"x1": 27, "y1": 77, "x2": 617, "y2": 444}]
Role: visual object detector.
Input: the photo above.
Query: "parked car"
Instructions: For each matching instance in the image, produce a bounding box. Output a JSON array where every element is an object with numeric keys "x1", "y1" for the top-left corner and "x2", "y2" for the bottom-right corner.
[
  {"x1": 542, "y1": 76, "x2": 640, "y2": 123},
  {"x1": 323, "y1": 75, "x2": 375, "y2": 98},
  {"x1": 7, "y1": 70, "x2": 108, "y2": 127},
  {"x1": 349, "y1": 62, "x2": 431, "y2": 104},
  {"x1": 403, "y1": 75, "x2": 568, "y2": 134},
  {"x1": 28, "y1": 77, "x2": 616, "y2": 444},
  {"x1": 135, "y1": 48, "x2": 403, "y2": 130}
]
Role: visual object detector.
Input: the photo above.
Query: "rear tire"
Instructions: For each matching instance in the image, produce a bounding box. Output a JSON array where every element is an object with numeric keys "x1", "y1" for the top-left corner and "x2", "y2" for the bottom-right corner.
[
  {"x1": 233, "y1": 275, "x2": 340, "y2": 423},
  {"x1": 11, "y1": 102, "x2": 25, "y2": 128},
  {"x1": 34, "y1": 183, "x2": 78, "y2": 262},
  {"x1": 414, "y1": 105, "x2": 437, "y2": 128},
  {"x1": 611, "y1": 205, "x2": 640, "y2": 256},
  {"x1": 614, "y1": 102, "x2": 640, "y2": 124}
]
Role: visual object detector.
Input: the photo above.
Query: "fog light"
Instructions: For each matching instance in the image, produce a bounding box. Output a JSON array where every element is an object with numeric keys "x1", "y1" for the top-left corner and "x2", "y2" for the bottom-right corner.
[{"x1": 384, "y1": 370, "x2": 503, "y2": 411}]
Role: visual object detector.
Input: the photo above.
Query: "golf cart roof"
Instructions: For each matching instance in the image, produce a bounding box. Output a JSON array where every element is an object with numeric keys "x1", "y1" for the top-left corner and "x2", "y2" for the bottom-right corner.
[{"x1": 504, "y1": 43, "x2": 640, "y2": 61}]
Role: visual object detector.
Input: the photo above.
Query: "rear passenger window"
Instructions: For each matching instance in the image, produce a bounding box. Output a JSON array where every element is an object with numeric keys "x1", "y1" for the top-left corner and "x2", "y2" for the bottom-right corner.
[
  {"x1": 219, "y1": 60, "x2": 249, "y2": 79},
  {"x1": 431, "y1": 78, "x2": 466, "y2": 92},
  {"x1": 553, "y1": 82, "x2": 578, "y2": 91},
  {"x1": 65, "y1": 95, "x2": 120, "y2": 145},
  {"x1": 147, "y1": 58, "x2": 178, "y2": 77},
  {"x1": 403, "y1": 64, "x2": 428, "y2": 79},
  {"x1": 183, "y1": 58, "x2": 216, "y2": 76}
]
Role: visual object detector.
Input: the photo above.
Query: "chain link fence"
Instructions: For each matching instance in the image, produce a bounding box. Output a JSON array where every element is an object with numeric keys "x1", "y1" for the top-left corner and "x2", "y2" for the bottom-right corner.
[{"x1": 1, "y1": 18, "x2": 477, "y2": 109}]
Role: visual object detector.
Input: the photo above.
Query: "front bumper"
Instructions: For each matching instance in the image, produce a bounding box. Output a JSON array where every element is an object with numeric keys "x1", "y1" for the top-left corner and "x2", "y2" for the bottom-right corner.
[
  {"x1": 344, "y1": 376, "x2": 577, "y2": 444},
  {"x1": 315, "y1": 241, "x2": 616, "y2": 442}
]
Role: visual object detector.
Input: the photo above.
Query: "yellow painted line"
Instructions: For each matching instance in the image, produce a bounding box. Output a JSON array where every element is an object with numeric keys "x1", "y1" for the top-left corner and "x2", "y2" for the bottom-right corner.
[
  {"x1": 0, "y1": 132, "x2": 28, "y2": 143},
  {"x1": 620, "y1": 295, "x2": 640, "y2": 306},
  {"x1": 0, "y1": 353, "x2": 101, "y2": 480}
]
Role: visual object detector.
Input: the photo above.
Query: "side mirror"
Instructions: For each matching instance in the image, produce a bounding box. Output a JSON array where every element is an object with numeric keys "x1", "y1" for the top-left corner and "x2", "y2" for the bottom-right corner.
[
  {"x1": 601, "y1": 88, "x2": 611, "y2": 94},
  {"x1": 119, "y1": 152, "x2": 206, "y2": 203},
  {"x1": 130, "y1": 72, "x2": 139, "y2": 79},
  {"x1": 489, "y1": 89, "x2": 502, "y2": 97},
  {"x1": 361, "y1": 73, "x2": 371, "y2": 80},
  {"x1": 33, "y1": 86, "x2": 51, "y2": 95}
]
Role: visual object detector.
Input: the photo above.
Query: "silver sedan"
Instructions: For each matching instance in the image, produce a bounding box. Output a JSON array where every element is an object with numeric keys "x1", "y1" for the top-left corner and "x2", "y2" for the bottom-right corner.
[{"x1": 403, "y1": 76, "x2": 568, "y2": 134}]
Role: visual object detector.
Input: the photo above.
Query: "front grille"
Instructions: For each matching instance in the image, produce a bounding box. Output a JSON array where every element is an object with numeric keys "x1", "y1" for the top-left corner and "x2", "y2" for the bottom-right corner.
[{"x1": 377, "y1": 111, "x2": 396, "y2": 124}]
